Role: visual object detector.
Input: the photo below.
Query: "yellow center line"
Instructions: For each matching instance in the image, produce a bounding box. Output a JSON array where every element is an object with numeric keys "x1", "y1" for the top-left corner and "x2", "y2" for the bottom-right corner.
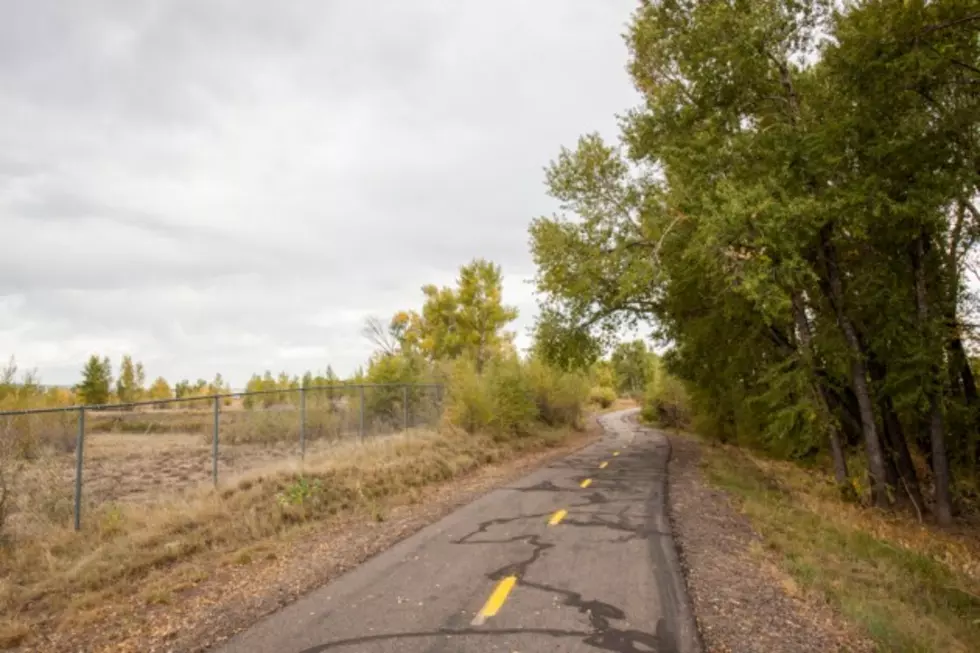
[
  {"x1": 613, "y1": 451, "x2": 620, "y2": 456},
  {"x1": 580, "y1": 478, "x2": 592, "y2": 488},
  {"x1": 548, "y1": 509, "x2": 567, "y2": 526},
  {"x1": 599, "y1": 461, "x2": 608, "y2": 469},
  {"x1": 471, "y1": 575, "x2": 517, "y2": 626}
]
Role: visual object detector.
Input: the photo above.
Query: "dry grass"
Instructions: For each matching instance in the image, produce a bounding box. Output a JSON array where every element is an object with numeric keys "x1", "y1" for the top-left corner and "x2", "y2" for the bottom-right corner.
[
  {"x1": 0, "y1": 424, "x2": 579, "y2": 650},
  {"x1": 696, "y1": 438, "x2": 980, "y2": 653},
  {"x1": 0, "y1": 395, "x2": 444, "y2": 527}
]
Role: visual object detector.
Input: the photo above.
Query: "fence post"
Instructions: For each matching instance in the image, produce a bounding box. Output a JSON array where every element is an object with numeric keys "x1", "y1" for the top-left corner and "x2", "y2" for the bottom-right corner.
[
  {"x1": 73, "y1": 406, "x2": 85, "y2": 531},
  {"x1": 300, "y1": 383, "x2": 307, "y2": 460},
  {"x1": 359, "y1": 384, "x2": 365, "y2": 441},
  {"x1": 212, "y1": 396, "x2": 220, "y2": 487},
  {"x1": 403, "y1": 384, "x2": 409, "y2": 431}
]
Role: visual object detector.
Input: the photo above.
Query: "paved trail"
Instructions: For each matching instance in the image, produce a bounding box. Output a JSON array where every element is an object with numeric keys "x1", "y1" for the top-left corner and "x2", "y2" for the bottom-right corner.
[{"x1": 215, "y1": 409, "x2": 699, "y2": 653}]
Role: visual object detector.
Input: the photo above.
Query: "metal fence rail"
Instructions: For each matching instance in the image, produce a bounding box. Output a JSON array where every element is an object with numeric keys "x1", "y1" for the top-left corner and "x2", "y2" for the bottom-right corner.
[{"x1": 0, "y1": 383, "x2": 444, "y2": 531}]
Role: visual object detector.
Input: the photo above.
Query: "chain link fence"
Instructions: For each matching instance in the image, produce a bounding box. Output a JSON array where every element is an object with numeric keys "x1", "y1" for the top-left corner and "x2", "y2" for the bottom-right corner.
[{"x1": 0, "y1": 383, "x2": 443, "y2": 531}]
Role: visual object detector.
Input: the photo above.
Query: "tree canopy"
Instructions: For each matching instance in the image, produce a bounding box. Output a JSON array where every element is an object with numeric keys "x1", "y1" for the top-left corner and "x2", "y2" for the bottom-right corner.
[
  {"x1": 379, "y1": 258, "x2": 519, "y2": 371},
  {"x1": 76, "y1": 356, "x2": 112, "y2": 405},
  {"x1": 530, "y1": 0, "x2": 980, "y2": 523}
]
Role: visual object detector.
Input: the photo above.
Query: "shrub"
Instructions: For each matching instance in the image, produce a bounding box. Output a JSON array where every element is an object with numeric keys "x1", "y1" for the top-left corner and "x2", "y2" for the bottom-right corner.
[
  {"x1": 444, "y1": 356, "x2": 588, "y2": 436},
  {"x1": 0, "y1": 412, "x2": 77, "y2": 460},
  {"x1": 526, "y1": 360, "x2": 588, "y2": 428},
  {"x1": 485, "y1": 357, "x2": 538, "y2": 436},
  {"x1": 445, "y1": 358, "x2": 494, "y2": 434},
  {"x1": 641, "y1": 370, "x2": 690, "y2": 428},
  {"x1": 0, "y1": 456, "x2": 14, "y2": 538},
  {"x1": 589, "y1": 386, "x2": 617, "y2": 409}
]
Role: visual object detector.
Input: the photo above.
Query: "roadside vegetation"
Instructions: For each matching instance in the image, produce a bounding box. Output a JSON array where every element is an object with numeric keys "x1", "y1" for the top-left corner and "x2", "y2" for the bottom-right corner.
[
  {"x1": 0, "y1": 257, "x2": 607, "y2": 650},
  {"x1": 528, "y1": 0, "x2": 980, "y2": 648},
  {"x1": 699, "y1": 438, "x2": 980, "y2": 652}
]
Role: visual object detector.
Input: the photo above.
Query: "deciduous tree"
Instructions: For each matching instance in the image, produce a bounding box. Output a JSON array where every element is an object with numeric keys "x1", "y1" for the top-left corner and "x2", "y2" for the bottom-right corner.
[{"x1": 76, "y1": 355, "x2": 112, "y2": 405}]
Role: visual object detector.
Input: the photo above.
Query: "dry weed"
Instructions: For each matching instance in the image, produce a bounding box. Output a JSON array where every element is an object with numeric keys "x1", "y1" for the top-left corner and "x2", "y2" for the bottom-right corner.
[{"x1": 0, "y1": 425, "x2": 574, "y2": 650}]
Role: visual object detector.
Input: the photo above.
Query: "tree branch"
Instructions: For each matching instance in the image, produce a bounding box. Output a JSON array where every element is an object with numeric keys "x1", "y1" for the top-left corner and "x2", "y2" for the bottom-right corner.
[{"x1": 918, "y1": 13, "x2": 980, "y2": 37}]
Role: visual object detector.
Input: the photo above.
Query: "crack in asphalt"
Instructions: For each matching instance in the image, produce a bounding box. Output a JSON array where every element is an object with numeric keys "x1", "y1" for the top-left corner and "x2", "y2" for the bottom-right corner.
[
  {"x1": 519, "y1": 578, "x2": 674, "y2": 653},
  {"x1": 433, "y1": 437, "x2": 676, "y2": 650},
  {"x1": 295, "y1": 412, "x2": 681, "y2": 653}
]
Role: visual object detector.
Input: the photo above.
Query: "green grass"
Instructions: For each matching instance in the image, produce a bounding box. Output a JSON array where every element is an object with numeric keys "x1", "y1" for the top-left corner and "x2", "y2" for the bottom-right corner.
[{"x1": 698, "y1": 439, "x2": 980, "y2": 653}]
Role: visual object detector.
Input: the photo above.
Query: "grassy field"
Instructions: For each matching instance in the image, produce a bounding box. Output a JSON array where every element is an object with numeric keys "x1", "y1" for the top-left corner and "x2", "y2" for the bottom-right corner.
[
  {"x1": 695, "y1": 437, "x2": 980, "y2": 653},
  {"x1": 1, "y1": 390, "x2": 442, "y2": 511},
  {"x1": 0, "y1": 416, "x2": 587, "y2": 650}
]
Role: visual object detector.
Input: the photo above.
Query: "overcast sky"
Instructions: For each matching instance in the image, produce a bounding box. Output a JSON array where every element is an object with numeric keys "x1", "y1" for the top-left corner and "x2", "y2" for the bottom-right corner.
[{"x1": 1, "y1": 0, "x2": 641, "y2": 388}]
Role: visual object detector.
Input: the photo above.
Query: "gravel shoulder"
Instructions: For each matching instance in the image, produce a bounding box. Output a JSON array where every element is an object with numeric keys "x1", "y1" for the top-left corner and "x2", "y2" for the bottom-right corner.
[{"x1": 665, "y1": 431, "x2": 873, "y2": 653}]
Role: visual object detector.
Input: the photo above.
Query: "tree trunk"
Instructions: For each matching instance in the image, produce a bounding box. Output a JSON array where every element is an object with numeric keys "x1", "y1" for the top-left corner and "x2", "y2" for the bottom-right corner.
[
  {"x1": 823, "y1": 386, "x2": 850, "y2": 487},
  {"x1": 914, "y1": 232, "x2": 953, "y2": 526},
  {"x1": 947, "y1": 336, "x2": 980, "y2": 472},
  {"x1": 818, "y1": 226, "x2": 889, "y2": 507},
  {"x1": 883, "y1": 396, "x2": 925, "y2": 510},
  {"x1": 946, "y1": 336, "x2": 965, "y2": 398},
  {"x1": 792, "y1": 293, "x2": 849, "y2": 486},
  {"x1": 867, "y1": 358, "x2": 924, "y2": 511},
  {"x1": 951, "y1": 337, "x2": 978, "y2": 404},
  {"x1": 821, "y1": 380, "x2": 864, "y2": 449}
]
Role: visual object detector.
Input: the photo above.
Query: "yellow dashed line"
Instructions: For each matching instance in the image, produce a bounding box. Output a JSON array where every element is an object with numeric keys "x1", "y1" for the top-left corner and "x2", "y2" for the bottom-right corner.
[
  {"x1": 612, "y1": 451, "x2": 620, "y2": 456},
  {"x1": 548, "y1": 509, "x2": 567, "y2": 526},
  {"x1": 599, "y1": 461, "x2": 608, "y2": 469},
  {"x1": 580, "y1": 478, "x2": 592, "y2": 488},
  {"x1": 471, "y1": 575, "x2": 517, "y2": 625}
]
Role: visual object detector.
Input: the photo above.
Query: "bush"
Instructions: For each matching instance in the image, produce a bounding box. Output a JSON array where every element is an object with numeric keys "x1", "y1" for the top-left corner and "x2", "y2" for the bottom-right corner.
[
  {"x1": 589, "y1": 386, "x2": 617, "y2": 409},
  {"x1": 445, "y1": 358, "x2": 494, "y2": 434},
  {"x1": 0, "y1": 412, "x2": 77, "y2": 460},
  {"x1": 641, "y1": 370, "x2": 690, "y2": 428},
  {"x1": 445, "y1": 357, "x2": 587, "y2": 436},
  {"x1": 526, "y1": 360, "x2": 588, "y2": 428},
  {"x1": 445, "y1": 357, "x2": 537, "y2": 436},
  {"x1": 486, "y1": 357, "x2": 539, "y2": 435}
]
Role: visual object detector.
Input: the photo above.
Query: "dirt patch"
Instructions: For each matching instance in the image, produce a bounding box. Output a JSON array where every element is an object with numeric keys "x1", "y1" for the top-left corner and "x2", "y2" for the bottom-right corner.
[
  {"x1": 15, "y1": 430, "x2": 400, "y2": 513},
  {"x1": 665, "y1": 432, "x2": 874, "y2": 653},
  {"x1": 25, "y1": 425, "x2": 600, "y2": 653}
]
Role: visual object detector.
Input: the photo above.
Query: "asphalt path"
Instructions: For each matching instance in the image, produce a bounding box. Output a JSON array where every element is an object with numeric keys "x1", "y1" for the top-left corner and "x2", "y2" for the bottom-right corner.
[{"x1": 215, "y1": 409, "x2": 700, "y2": 653}]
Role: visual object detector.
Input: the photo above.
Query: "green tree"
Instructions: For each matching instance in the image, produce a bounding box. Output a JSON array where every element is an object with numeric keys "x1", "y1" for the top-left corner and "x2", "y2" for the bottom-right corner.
[
  {"x1": 399, "y1": 259, "x2": 518, "y2": 371},
  {"x1": 590, "y1": 359, "x2": 616, "y2": 391},
  {"x1": 135, "y1": 362, "x2": 146, "y2": 394},
  {"x1": 530, "y1": 0, "x2": 980, "y2": 523},
  {"x1": 610, "y1": 340, "x2": 654, "y2": 396},
  {"x1": 208, "y1": 373, "x2": 226, "y2": 395},
  {"x1": 116, "y1": 355, "x2": 139, "y2": 403},
  {"x1": 530, "y1": 307, "x2": 602, "y2": 372},
  {"x1": 76, "y1": 355, "x2": 112, "y2": 405},
  {"x1": 242, "y1": 373, "x2": 263, "y2": 409}
]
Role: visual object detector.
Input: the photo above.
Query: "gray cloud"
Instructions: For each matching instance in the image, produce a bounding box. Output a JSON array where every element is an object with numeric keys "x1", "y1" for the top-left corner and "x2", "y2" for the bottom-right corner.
[{"x1": 1, "y1": 0, "x2": 640, "y2": 387}]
